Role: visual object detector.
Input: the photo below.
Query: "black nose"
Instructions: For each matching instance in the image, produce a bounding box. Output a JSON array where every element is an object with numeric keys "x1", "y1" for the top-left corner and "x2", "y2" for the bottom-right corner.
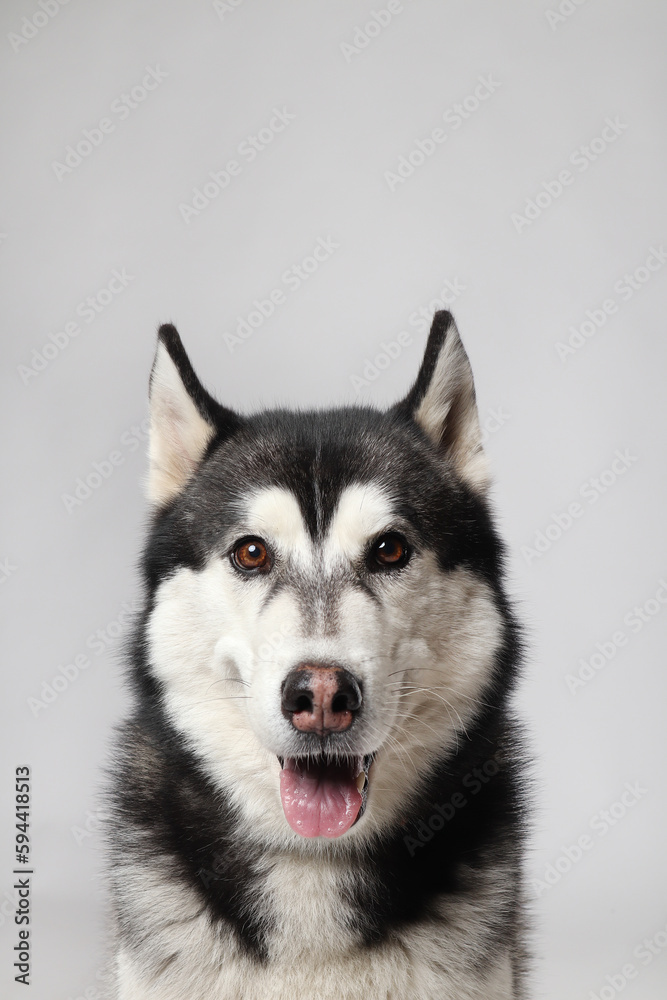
[{"x1": 281, "y1": 664, "x2": 362, "y2": 735}]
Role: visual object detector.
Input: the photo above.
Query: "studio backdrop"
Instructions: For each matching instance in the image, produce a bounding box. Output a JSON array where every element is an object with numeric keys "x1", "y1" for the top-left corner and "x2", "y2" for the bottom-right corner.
[{"x1": 1, "y1": 1, "x2": 666, "y2": 998}]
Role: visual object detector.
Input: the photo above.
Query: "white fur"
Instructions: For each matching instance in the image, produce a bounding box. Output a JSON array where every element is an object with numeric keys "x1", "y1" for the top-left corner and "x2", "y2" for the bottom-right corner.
[
  {"x1": 119, "y1": 481, "x2": 510, "y2": 999},
  {"x1": 146, "y1": 483, "x2": 503, "y2": 847},
  {"x1": 413, "y1": 319, "x2": 490, "y2": 493},
  {"x1": 244, "y1": 486, "x2": 315, "y2": 569},
  {"x1": 113, "y1": 851, "x2": 516, "y2": 999},
  {"x1": 147, "y1": 342, "x2": 215, "y2": 506},
  {"x1": 112, "y1": 326, "x2": 521, "y2": 998},
  {"x1": 323, "y1": 482, "x2": 396, "y2": 565}
]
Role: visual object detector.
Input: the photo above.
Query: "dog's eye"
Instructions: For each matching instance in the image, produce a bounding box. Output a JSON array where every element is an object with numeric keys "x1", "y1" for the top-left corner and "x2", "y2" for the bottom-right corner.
[
  {"x1": 232, "y1": 538, "x2": 270, "y2": 572},
  {"x1": 370, "y1": 533, "x2": 410, "y2": 569}
]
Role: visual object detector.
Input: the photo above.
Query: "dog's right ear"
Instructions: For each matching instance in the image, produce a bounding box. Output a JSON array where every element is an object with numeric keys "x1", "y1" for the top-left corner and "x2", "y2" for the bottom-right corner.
[
  {"x1": 147, "y1": 324, "x2": 241, "y2": 508},
  {"x1": 392, "y1": 311, "x2": 490, "y2": 493}
]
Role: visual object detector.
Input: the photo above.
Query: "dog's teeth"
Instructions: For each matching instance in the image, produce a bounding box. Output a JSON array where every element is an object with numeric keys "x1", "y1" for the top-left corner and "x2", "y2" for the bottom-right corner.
[{"x1": 355, "y1": 771, "x2": 367, "y2": 792}]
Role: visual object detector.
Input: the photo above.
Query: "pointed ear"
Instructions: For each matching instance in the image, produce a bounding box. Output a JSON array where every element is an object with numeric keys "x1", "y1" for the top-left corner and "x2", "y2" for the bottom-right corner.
[
  {"x1": 147, "y1": 324, "x2": 240, "y2": 508},
  {"x1": 394, "y1": 311, "x2": 490, "y2": 493}
]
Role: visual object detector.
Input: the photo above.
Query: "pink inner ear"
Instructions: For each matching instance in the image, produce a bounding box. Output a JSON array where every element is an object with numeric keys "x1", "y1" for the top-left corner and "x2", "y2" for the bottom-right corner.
[{"x1": 149, "y1": 353, "x2": 216, "y2": 505}]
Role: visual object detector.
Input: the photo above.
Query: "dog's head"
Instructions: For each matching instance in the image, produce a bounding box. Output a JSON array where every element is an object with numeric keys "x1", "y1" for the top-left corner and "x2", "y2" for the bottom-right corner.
[{"x1": 139, "y1": 313, "x2": 511, "y2": 846}]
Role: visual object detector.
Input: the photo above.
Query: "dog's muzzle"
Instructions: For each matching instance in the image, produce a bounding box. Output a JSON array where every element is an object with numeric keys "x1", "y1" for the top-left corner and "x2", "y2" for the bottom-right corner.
[{"x1": 278, "y1": 663, "x2": 371, "y2": 839}]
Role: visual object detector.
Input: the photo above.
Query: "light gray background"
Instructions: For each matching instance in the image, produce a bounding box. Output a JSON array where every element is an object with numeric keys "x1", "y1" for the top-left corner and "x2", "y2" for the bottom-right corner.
[{"x1": 1, "y1": 1, "x2": 666, "y2": 998}]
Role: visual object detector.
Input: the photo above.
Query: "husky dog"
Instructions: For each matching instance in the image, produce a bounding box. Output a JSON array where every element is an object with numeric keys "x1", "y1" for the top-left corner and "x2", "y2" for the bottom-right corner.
[{"x1": 105, "y1": 311, "x2": 528, "y2": 999}]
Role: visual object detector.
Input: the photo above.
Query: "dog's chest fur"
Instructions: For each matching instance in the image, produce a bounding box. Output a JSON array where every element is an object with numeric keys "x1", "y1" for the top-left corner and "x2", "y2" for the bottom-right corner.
[{"x1": 113, "y1": 847, "x2": 516, "y2": 1000}]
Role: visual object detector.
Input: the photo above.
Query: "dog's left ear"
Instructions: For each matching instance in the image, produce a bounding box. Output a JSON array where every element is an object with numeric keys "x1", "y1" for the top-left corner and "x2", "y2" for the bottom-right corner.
[
  {"x1": 393, "y1": 311, "x2": 489, "y2": 493},
  {"x1": 148, "y1": 324, "x2": 241, "y2": 508}
]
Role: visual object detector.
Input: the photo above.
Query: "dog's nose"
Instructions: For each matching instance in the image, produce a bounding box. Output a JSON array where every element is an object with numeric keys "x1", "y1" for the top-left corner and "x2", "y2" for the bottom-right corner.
[{"x1": 281, "y1": 664, "x2": 362, "y2": 735}]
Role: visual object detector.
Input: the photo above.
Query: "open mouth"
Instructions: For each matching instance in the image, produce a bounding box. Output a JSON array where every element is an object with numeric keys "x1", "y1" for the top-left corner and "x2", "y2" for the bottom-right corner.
[{"x1": 278, "y1": 753, "x2": 374, "y2": 838}]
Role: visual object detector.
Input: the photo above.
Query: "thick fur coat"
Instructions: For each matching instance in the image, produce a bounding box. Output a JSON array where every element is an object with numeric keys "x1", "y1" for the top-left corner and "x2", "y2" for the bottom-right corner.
[{"x1": 104, "y1": 311, "x2": 529, "y2": 999}]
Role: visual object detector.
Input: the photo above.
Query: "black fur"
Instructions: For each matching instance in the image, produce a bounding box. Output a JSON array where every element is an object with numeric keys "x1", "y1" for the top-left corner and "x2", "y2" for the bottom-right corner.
[{"x1": 106, "y1": 311, "x2": 529, "y2": 994}]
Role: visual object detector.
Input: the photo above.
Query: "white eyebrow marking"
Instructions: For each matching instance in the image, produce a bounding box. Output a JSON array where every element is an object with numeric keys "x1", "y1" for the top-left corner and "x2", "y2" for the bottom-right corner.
[
  {"x1": 244, "y1": 487, "x2": 314, "y2": 569},
  {"x1": 323, "y1": 483, "x2": 395, "y2": 565}
]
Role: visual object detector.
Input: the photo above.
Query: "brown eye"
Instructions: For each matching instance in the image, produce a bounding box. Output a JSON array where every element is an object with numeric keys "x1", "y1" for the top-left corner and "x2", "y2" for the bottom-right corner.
[
  {"x1": 371, "y1": 533, "x2": 409, "y2": 569},
  {"x1": 232, "y1": 538, "x2": 270, "y2": 572}
]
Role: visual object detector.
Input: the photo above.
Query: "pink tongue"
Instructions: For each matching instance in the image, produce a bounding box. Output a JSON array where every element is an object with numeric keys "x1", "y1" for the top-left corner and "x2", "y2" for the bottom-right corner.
[{"x1": 279, "y1": 759, "x2": 362, "y2": 838}]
